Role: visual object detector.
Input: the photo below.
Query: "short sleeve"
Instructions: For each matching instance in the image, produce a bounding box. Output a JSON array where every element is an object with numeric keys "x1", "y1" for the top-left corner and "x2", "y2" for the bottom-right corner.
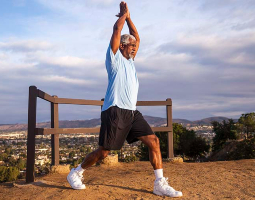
[{"x1": 105, "y1": 43, "x2": 121, "y2": 72}]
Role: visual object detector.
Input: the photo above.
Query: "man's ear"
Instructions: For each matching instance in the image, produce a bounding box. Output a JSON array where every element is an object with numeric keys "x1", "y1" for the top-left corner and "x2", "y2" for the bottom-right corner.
[{"x1": 119, "y1": 43, "x2": 125, "y2": 50}]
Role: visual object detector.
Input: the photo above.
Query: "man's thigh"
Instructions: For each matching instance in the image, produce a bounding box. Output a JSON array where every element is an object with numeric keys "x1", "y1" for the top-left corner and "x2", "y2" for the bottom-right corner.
[
  {"x1": 99, "y1": 106, "x2": 133, "y2": 150},
  {"x1": 126, "y1": 110, "x2": 155, "y2": 144}
]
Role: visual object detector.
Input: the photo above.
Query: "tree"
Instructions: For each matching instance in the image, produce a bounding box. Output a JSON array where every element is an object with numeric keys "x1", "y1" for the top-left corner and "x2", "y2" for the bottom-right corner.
[
  {"x1": 4, "y1": 147, "x2": 13, "y2": 155},
  {"x1": 237, "y1": 112, "x2": 255, "y2": 139},
  {"x1": 212, "y1": 119, "x2": 238, "y2": 152},
  {"x1": 80, "y1": 147, "x2": 86, "y2": 153},
  {"x1": 19, "y1": 153, "x2": 27, "y2": 158},
  {"x1": 7, "y1": 157, "x2": 16, "y2": 166},
  {"x1": 186, "y1": 136, "x2": 210, "y2": 159},
  {"x1": 0, "y1": 153, "x2": 8, "y2": 161},
  {"x1": 136, "y1": 142, "x2": 149, "y2": 161},
  {"x1": 69, "y1": 151, "x2": 75, "y2": 158},
  {"x1": 137, "y1": 123, "x2": 210, "y2": 161},
  {"x1": 86, "y1": 147, "x2": 92, "y2": 154},
  {"x1": 178, "y1": 129, "x2": 197, "y2": 160},
  {"x1": 227, "y1": 136, "x2": 255, "y2": 160},
  {"x1": 136, "y1": 130, "x2": 174, "y2": 161}
]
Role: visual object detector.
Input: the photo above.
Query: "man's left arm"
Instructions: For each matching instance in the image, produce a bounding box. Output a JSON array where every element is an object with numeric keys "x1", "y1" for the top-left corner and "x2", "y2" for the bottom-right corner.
[{"x1": 125, "y1": 3, "x2": 140, "y2": 59}]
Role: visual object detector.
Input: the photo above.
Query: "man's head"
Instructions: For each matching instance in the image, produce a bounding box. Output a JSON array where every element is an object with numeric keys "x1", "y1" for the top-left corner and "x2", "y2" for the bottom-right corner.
[{"x1": 119, "y1": 34, "x2": 137, "y2": 59}]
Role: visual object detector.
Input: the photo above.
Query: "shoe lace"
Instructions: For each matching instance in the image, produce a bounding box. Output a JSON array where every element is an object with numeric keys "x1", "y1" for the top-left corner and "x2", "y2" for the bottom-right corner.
[
  {"x1": 160, "y1": 177, "x2": 175, "y2": 191},
  {"x1": 76, "y1": 171, "x2": 84, "y2": 182},
  {"x1": 78, "y1": 173, "x2": 84, "y2": 181}
]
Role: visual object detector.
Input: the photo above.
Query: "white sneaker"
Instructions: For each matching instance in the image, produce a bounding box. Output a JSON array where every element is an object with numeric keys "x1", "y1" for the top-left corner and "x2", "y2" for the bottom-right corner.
[
  {"x1": 153, "y1": 177, "x2": 183, "y2": 197},
  {"x1": 67, "y1": 168, "x2": 86, "y2": 190}
]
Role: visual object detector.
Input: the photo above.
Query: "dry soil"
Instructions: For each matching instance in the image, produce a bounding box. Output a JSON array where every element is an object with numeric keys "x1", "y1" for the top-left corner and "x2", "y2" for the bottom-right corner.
[{"x1": 0, "y1": 159, "x2": 255, "y2": 200}]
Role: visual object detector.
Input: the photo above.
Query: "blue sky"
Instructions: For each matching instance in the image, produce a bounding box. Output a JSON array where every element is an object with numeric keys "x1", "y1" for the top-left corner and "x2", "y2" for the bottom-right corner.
[{"x1": 0, "y1": 0, "x2": 255, "y2": 124}]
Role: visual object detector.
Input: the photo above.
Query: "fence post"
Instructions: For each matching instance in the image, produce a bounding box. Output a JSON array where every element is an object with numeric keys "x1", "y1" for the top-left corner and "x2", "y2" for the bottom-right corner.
[
  {"x1": 166, "y1": 98, "x2": 174, "y2": 158},
  {"x1": 51, "y1": 95, "x2": 59, "y2": 165},
  {"x1": 26, "y1": 86, "x2": 38, "y2": 183},
  {"x1": 101, "y1": 98, "x2": 104, "y2": 110}
]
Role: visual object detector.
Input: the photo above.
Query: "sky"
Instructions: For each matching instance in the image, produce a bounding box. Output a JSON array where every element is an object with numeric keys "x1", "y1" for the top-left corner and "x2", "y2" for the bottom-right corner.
[{"x1": 0, "y1": 0, "x2": 255, "y2": 124}]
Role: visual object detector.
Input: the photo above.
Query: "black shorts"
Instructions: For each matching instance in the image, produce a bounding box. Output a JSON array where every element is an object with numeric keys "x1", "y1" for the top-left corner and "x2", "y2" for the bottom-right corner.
[{"x1": 99, "y1": 106, "x2": 155, "y2": 150}]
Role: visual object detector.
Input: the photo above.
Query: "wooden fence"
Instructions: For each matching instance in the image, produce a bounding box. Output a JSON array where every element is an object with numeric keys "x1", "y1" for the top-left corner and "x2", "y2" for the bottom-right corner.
[{"x1": 26, "y1": 85, "x2": 174, "y2": 183}]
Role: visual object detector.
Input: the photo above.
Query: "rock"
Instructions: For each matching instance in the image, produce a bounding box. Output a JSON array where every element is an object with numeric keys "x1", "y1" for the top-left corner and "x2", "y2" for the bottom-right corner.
[
  {"x1": 163, "y1": 157, "x2": 183, "y2": 163},
  {"x1": 97, "y1": 154, "x2": 119, "y2": 166},
  {"x1": 50, "y1": 165, "x2": 70, "y2": 173}
]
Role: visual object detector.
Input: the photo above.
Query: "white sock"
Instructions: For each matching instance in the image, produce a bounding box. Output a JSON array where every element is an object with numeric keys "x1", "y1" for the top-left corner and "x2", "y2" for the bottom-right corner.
[
  {"x1": 154, "y1": 169, "x2": 163, "y2": 180},
  {"x1": 76, "y1": 164, "x2": 85, "y2": 173}
]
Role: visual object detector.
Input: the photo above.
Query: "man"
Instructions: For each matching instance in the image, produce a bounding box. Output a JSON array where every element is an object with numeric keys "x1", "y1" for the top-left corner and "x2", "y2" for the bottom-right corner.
[{"x1": 67, "y1": 2, "x2": 183, "y2": 198}]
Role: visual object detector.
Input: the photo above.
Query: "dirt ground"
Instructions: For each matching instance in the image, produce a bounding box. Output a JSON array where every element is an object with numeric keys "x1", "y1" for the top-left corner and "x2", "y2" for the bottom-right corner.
[{"x1": 0, "y1": 159, "x2": 255, "y2": 200}]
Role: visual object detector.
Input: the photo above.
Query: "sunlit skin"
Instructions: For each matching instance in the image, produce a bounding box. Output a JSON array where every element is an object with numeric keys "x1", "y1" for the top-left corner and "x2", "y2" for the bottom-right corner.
[
  {"x1": 81, "y1": 1, "x2": 163, "y2": 170},
  {"x1": 81, "y1": 135, "x2": 162, "y2": 170}
]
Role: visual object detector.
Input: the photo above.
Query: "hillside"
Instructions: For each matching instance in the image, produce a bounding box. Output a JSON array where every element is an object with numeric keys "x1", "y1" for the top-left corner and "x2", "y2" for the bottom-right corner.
[
  {"x1": 0, "y1": 116, "x2": 235, "y2": 133},
  {"x1": 0, "y1": 160, "x2": 254, "y2": 200}
]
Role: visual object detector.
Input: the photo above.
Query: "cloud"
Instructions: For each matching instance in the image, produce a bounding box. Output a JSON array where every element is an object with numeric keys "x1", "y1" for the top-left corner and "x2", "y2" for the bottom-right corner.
[
  {"x1": 36, "y1": 0, "x2": 116, "y2": 17},
  {"x1": 0, "y1": 53, "x2": 8, "y2": 60},
  {"x1": 211, "y1": 111, "x2": 247, "y2": 118},
  {"x1": 40, "y1": 75, "x2": 96, "y2": 85},
  {"x1": 158, "y1": 33, "x2": 255, "y2": 68},
  {"x1": 232, "y1": 19, "x2": 255, "y2": 31},
  {"x1": 36, "y1": 55, "x2": 101, "y2": 68},
  {"x1": 0, "y1": 40, "x2": 53, "y2": 52}
]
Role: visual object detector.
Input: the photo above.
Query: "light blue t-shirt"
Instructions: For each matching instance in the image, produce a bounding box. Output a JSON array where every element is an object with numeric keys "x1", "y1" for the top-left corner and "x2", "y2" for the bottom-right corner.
[{"x1": 102, "y1": 44, "x2": 139, "y2": 111}]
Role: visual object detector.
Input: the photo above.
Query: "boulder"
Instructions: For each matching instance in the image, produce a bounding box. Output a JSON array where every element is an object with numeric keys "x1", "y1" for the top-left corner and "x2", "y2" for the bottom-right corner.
[
  {"x1": 97, "y1": 154, "x2": 119, "y2": 166},
  {"x1": 50, "y1": 165, "x2": 70, "y2": 173},
  {"x1": 163, "y1": 157, "x2": 183, "y2": 163}
]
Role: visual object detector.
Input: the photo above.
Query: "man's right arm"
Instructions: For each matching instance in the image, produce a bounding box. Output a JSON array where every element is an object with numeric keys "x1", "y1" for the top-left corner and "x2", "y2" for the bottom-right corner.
[{"x1": 110, "y1": 13, "x2": 127, "y2": 55}]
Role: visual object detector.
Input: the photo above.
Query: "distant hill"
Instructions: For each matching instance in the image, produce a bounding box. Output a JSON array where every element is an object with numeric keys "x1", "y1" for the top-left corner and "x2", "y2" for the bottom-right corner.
[
  {"x1": 193, "y1": 117, "x2": 230, "y2": 125},
  {"x1": 0, "y1": 116, "x2": 238, "y2": 133}
]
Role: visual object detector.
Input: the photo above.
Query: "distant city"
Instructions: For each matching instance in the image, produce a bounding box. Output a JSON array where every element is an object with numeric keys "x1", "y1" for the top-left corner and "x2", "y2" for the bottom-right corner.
[{"x1": 0, "y1": 115, "x2": 232, "y2": 175}]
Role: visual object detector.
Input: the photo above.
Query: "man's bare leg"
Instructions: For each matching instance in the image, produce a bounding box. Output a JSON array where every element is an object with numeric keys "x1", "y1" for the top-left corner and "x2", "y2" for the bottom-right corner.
[
  {"x1": 138, "y1": 134, "x2": 162, "y2": 169},
  {"x1": 81, "y1": 146, "x2": 110, "y2": 169},
  {"x1": 67, "y1": 146, "x2": 109, "y2": 189},
  {"x1": 138, "y1": 134, "x2": 183, "y2": 197}
]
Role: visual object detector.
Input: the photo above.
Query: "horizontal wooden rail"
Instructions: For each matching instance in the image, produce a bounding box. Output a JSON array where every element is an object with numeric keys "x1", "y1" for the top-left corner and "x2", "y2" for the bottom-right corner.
[
  {"x1": 136, "y1": 101, "x2": 171, "y2": 106},
  {"x1": 38, "y1": 89, "x2": 55, "y2": 103},
  {"x1": 55, "y1": 98, "x2": 103, "y2": 105},
  {"x1": 36, "y1": 127, "x2": 101, "y2": 135},
  {"x1": 35, "y1": 126, "x2": 171, "y2": 135},
  {"x1": 38, "y1": 96, "x2": 172, "y2": 107}
]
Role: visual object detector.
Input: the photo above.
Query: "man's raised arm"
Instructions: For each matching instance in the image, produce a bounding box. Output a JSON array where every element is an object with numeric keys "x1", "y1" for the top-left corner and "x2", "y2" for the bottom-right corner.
[
  {"x1": 110, "y1": 2, "x2": 128, "y2": 54},
  {"x1": 125, "y1": 3, "x2": 140, "y2": 58}
]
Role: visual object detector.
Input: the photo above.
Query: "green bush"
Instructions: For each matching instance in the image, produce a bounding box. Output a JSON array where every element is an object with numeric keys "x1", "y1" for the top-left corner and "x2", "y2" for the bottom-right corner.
[
  {"x1": 136, "y1": 123, "x2": 210, "y2": 161},
  {"x1": 227, "y1": 137, "x2": 255, "y2": 160},
  {"x1": 0, "y1": 166, "x2": 20, "y2": 182},
  {"x1": 0, "y1": 166, "x2": 8, "y2": 182},
  {"x1": 124, "y1": 155, "x2": 137, "y2": 163}
]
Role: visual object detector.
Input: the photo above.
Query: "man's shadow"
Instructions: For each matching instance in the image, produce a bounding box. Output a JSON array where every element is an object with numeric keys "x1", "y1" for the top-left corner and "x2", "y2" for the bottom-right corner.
[
  {"x1": 89, "y1": 183, "x2": 152, "y2": 194},
  {"x1": 7, "y1": 180, "x2": 72, "y2": 190}
]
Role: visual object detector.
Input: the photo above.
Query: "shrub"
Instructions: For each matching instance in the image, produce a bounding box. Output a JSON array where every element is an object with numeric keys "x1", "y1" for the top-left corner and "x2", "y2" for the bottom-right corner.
[
  {"x1": 227, "y1": 137, "x2": 255, "y2": 160},
  {"x1": 0, "y1": 166, "x2": 20, "y2": 182},
  {"x1": 124, "y1": 155, "x2": 137, "y2": 163}
]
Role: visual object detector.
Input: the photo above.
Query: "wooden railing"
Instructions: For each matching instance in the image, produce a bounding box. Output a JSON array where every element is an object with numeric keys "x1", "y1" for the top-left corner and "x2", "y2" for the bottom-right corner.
[{"x1": 26, "y1": 85, "x2": 174, "y2": 183}]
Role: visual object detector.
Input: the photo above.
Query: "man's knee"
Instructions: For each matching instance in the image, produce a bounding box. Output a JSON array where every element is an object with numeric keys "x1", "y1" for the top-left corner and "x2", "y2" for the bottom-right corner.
[
  {"x1": 143, "y1": 135, "x2": 160, "y2": 150},
  {"x1": 151, "y1": 135, "x2": 160, "y2": 149}
]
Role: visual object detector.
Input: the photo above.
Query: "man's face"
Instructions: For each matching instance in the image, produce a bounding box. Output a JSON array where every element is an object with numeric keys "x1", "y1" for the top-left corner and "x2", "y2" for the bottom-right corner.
[{"x1": 120, "y1": 39, "x2": 136, "y2": 59}]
